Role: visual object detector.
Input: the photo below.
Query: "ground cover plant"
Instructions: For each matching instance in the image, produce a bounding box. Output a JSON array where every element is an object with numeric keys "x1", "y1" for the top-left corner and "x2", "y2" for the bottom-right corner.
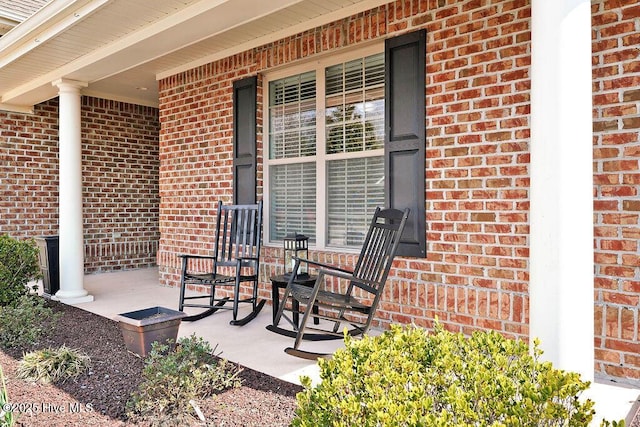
[
  {"x1": 0, "y1": 295, "x2": 60, "y2": 349},
  {"x1": 127, "y1": 335, "x2": 242, "y2": 426},
  {"x1": 294, "y1": 323, "x2": 625, "y2": 427},
  {"x1": 16, "y1": 346, "x2": 91, "y2": 384}
]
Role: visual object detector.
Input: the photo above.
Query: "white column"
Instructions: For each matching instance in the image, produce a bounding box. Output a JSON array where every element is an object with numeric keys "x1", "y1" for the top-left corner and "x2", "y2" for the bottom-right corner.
[
  {"x1": 52, "y1": 79, "x2": 93, "y2": 304},
  {"x1": 530, "y1": 1, "x2": 593, "y2": 380}
]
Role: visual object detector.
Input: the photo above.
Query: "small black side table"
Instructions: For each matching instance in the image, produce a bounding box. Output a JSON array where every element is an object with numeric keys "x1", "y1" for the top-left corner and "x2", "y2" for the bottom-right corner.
[
  {"x1": 267, "y1": 274, "x2": 341, "y2": 341},
  {"x1": 270, "y1": 274, "x2": 318, "y2": 326}
]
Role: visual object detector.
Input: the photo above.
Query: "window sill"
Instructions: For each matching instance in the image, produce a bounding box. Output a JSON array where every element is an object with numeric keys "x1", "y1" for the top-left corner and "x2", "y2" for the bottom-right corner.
[{"x1": 263, "y1": 242, "x2": 361, "y2": 255}]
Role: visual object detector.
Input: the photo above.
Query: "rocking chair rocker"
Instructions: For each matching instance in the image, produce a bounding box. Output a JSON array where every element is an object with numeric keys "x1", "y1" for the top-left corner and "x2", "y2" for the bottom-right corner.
[
  {"x1": 273, "y1": 206, "x2": 410, "y2": 359},
  {"x1": 178, "y1": 200, "x2": 265, "y2": 325}
]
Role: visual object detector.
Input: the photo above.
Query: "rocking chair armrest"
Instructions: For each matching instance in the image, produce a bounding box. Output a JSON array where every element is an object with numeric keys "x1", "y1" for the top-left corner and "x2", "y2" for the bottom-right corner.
[
  {"x1": 293, "y1": 256, "x2": 353, "y2": 275},
  {"x1": 177, "y1": 254, "x2": 217, "y2": 260},
  {"x1": 317, "y1": 268, "x2": 378, "y2": 294}
]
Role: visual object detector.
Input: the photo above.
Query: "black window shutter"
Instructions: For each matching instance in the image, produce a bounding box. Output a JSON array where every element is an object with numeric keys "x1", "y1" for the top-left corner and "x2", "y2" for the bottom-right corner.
[
  {"x1": 385, "y1": 29, "x2": 427, "y2": 258},
  {"x1": 233, "y1": 76, "x2": 257, "y2": 205}
]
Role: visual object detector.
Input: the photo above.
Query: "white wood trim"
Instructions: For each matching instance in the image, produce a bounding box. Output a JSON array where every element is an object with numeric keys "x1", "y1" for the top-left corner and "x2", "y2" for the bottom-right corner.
[
  {"x1": 316, "y1": 64, "x2": 328, "y2": 248},
  {"x1": 530, "y1": 0, "x2": 594, "y2": 380},
  {"x1": 82, "y1": 89, "x2": 159, "y2": 108},
  {"x1": 0, "y1": 103, "x2": 34, "y2": 114},
  {"x1": 0, "y1": 0, "x2": 110, "y2": 67}
]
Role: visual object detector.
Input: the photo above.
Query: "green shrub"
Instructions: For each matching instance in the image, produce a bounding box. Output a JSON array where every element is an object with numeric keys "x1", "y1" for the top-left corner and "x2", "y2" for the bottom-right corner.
[
  {"x1": 127, "y1": 334, "x2": 242, "y2": 426},
  {"x1": 0, "y1": 364, "x2": 14, "y2": 427},
  {"x1": 0, "y1": 235, "x2": 41, "y2": 307},
  {"x1": 17, "y1": 345, "x2": 90, "y2": 384},
  {"x1": 0, "y1": 295, "x2": 60, "y2": 348},
  {"x1": 294, "y1": 323, "x2": 623, "y2": 427}
]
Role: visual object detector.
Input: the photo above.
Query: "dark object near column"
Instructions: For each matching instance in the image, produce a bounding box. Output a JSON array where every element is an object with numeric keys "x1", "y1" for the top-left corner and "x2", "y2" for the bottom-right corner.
[{"x1": 35, "y1": 236, "x2": 59, "y2": 297}]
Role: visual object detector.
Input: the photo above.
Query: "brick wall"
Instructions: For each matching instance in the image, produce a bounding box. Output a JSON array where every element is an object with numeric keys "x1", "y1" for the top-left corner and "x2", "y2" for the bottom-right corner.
[
  {"x1": 411, "y1": 0, "x2": 531, "y2": 339},
  {"x1": 81, "y1": 97, "x2": 160, "y2": 272},
  {"x1": 0, "y1": 96, "x2": 160, "y2": 272},
  {"x1": 1, "y1": 101, "x2": 59, "y2": 237},
  {"x1": 157, "y1": 53, "x2": 259, "y2": 286},
  {"x1": 157, "y1": 0, "x2": 639, "y2": 383},
  {"x1": 158, "y1": 0, "x2": 532, "y2": 336},
  {"x1": 592, "y1": 0, "x2": 640, "y2": 383}
]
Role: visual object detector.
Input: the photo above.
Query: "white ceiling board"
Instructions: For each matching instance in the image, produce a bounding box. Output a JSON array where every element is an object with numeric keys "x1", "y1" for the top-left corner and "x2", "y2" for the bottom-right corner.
[{"x1": 0, "y1": 0, "x2": 390, "y2": 108}]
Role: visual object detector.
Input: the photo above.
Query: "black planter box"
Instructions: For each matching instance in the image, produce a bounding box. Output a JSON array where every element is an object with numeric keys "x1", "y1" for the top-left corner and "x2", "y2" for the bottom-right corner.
[{"x1": 35, "y1": 236, "x2": 59, "y2": 297}]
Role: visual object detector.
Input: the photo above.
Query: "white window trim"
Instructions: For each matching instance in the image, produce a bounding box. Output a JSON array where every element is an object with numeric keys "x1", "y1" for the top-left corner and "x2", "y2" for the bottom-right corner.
[{"x1": 263, "y1": 42, "x2": 384, "y2": 251}]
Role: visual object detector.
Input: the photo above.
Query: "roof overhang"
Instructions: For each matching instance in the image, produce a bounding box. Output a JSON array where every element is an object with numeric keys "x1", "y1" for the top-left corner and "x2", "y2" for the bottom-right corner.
[
  {"x1": 0, "y1": 15, "x2": 20, "y2": 35},
  {"x1": 0, "y1": 0, "x2": 390, "y2": 112}
]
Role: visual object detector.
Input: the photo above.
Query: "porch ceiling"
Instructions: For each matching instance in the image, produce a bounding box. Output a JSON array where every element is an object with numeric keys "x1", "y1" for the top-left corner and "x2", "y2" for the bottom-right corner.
[{"x1": 0, "y1": 0, "x2": 389, "y2": 111}]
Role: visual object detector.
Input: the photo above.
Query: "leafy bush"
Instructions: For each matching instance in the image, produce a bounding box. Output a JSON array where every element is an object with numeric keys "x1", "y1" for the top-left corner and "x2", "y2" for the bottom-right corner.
[
  {"x1": 17, "y1": 346, "x2": 90, "y2": 384},
  {"x1": 0, "y1": 295, "x2": 60, "y2": 348},
  {"x1": 0, "y1": 235, "x2": 41, "y2": 307},
  {"x1": 0, "y1": 364, "x2": 14, "y2": 427},
  {"x1": 127, "y1": 334, "x2": 242, "y2": 426},
  {"x1": 294, "y1": 323, "x2": 622, "y2": 427}
]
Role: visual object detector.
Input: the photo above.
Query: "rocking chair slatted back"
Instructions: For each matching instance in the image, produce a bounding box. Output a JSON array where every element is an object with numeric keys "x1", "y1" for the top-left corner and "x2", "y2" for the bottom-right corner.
[
  {"x1": 351, "y1": 207, "x2": 408, "y2": 294},
  {"x1": 178, "y1": 200, "x2": 265, "y2": 324},
  {"x1": 214, "y1": 202, "x2": 262, "y2": 269}
]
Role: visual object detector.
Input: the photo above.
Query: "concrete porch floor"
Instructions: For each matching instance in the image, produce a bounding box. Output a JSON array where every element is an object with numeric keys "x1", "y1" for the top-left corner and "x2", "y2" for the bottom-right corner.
[
  {"x1": 73, "y1": 267, "x2": 344, "y2": 386},
  {"x1": 70, "y1": 267, "x2": 639, "y2": 425}
]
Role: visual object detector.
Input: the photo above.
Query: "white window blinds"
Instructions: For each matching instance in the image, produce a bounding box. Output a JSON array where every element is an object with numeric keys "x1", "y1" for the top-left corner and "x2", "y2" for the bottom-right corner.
[
  {"x1": 325, "y1": 54, "x2": 385, "y2": 154},
  {"x1": 325, "y1": 53, "x2": 385, "y2": 248},
  {"x1": 269, "y1": 163, "x2": 317, "y2": 243},
  {"x1": 327, "y1": 157, "x2": 384, "y2": 247},
  {"x1": 269, "y1": 71, "x2": 316, "y2": 159}
]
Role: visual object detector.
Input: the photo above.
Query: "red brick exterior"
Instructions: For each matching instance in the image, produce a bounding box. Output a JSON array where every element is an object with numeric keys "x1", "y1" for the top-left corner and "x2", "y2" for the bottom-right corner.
[
  {"x1": 1, "y1": 101, "x2": 59, "y2": 238},
  {"x1": 0, "y1": 97, "x2": 160, "y2": 272},
  {"x1": 592, "y1": 0, "x2": 640, "y2": 382}
]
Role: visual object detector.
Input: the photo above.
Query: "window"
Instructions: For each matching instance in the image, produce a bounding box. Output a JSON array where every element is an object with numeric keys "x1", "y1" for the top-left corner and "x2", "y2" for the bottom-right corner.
[{"x1": 266, "y1": 49, "x2": 385, "y2": 249}]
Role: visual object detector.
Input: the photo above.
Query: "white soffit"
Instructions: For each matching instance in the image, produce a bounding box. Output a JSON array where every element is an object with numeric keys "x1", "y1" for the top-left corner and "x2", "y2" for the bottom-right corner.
[{"x1": 0, "y1": 0, "x2": 390, "y2": 110}]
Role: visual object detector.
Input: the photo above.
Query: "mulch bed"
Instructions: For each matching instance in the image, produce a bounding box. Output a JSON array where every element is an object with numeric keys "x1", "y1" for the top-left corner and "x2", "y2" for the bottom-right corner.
[{"x1": 0, "y1": 300, "x2": 302, "y2": 426}]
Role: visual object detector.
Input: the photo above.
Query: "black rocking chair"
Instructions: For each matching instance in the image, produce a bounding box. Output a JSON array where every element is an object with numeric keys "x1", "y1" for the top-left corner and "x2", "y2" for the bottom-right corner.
[
  {"x1": 178, "y1": 200, "x2": 266, "y2": 325},
  {"x1": 273, "y1": 207, "x2": 410, "y2": 359}
]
